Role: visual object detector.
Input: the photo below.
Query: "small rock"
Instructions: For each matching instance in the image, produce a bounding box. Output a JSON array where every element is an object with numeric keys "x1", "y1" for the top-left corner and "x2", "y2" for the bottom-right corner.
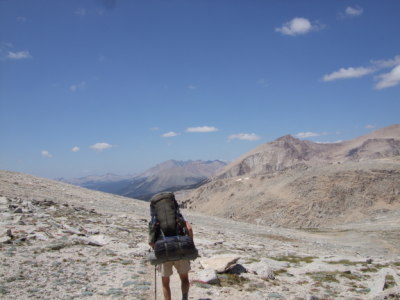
[
  {"x1": 122, "y1": 281, "x2": 136, "y2": 287},
  {"x1": 6, "y1": 229, "x2": 14, "y2": 238},
  {"x1": 226, "y1": 264, "x2": 247, "y2": 275},
  {"x1": 268, "y1": 292, "x2": 282, "y2": 298},
  {"x1": 0, "y1": 236, "x2": 12, "y2": 243},
  {"x1": 106, "y1": 288, "x2": 123, "y2": 296},
  {"x1": 14, "y1": 207, "x2": 23, "y2": 214},
  {"x1": 86, "y1": 234, "x2": 110, "y2": 246},
  {"x1": 245, "y1": 262, "x2": 275, "y2": 280},
  {"x1": 33, "y1": 232, "x2": 49, "y2": 241},
  {"x1": 0, "y1": 197, "x2": 8, "y2": 205},
  {"x1": 63, "y1": 224, "x2": 85, "y2": 235}
]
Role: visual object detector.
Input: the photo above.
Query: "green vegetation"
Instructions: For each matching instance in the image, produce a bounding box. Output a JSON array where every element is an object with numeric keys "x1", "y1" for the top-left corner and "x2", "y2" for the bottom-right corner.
[
  {"x1": 307, "y1": 271, "x2": 339, "y2": 283},
  {"x1": 272, "y1": 255, "x2": 316, "y2": 264},
  {"x1": 326, "y1": 259, "x2": 364, "y2": 266},
  {"x1": 306, "y1": 271, "x2": 369, "y2": 284},
  {"x1": 360, "y1": 266, "x2": 379, "y2": 273},
  {"x1": 274, "y1": 269, "x2": 288, "y2": 276},
  {"x1": 218, "y1": 273, "x2": 249, "y2": 287},
  {"x1": 384, "y1": 275, "x2": 396, "y2": 290}
]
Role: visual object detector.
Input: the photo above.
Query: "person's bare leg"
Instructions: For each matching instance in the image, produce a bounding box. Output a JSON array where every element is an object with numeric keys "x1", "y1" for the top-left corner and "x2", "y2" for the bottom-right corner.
[
  {"x1": 161, "y1": 276, "x2": 171, "y2": 300},
  {"x1": 179, "y1": 273, "x2": 189, "y2": 300}
]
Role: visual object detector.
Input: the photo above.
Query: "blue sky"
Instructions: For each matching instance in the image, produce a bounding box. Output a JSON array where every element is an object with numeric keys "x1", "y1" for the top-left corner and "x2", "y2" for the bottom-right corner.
[{"x1": 1, "y1": 0, "x2": 399, "y2": 179}]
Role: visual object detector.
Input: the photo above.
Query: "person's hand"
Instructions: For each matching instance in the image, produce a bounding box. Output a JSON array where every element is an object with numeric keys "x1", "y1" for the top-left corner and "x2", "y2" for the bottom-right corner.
[{"x1": 149, "y1": 242, "x2": 155, "y2": 249}]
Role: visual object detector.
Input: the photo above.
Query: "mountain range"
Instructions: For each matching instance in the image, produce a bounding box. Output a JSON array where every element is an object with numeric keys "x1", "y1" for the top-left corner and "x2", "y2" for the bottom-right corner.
[
  {"x1": 60, "y1": 160, "x2": 226, "y2": 200},
  {"x1": 183, "y1": 124, "x2": 400, "y2": 228}
]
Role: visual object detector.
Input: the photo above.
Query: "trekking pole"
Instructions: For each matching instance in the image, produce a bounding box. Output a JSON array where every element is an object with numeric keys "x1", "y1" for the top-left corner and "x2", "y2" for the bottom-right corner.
[{"x1": 154, "y1": 264, "x2": 157, "y2": 300}]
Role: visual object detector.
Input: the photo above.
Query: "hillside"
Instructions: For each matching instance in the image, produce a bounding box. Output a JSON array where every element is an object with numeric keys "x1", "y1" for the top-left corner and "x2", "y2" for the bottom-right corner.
[
  {"x1": 185, "y1": 125, "x2": 400, "y2": 228},
  {"x1": 1, "y1": 170, "x2": 399, "y2": 299}
]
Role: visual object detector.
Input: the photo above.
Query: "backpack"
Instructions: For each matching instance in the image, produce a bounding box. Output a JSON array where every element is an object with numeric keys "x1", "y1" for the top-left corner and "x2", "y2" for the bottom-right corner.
[
  {"x1": 148, "y1": 192, "x2": 199, "y2": 265},
  {"x1": 149, "y1": 192, "x2": 186, "y2": 240}
]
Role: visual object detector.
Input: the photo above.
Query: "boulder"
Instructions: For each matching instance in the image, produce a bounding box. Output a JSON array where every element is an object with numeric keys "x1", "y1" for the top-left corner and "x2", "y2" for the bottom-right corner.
[{"x1": 199, "y1": 255, "x2": 240, "y2": 273}]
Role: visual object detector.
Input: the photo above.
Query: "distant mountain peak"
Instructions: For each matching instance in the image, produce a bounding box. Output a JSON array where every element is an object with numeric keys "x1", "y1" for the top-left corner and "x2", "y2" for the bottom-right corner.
[
  {"x1": 215, "y1": 124, "x2": 400, "y2": 179},
  {"x1": 276, "y1": 134, "x2": 298, "y2": 142}
]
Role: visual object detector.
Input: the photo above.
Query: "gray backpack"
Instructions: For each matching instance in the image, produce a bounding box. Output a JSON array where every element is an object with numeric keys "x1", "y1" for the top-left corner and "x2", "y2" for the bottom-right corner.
[{"x1": 148, "y1": 192, "x2": 186, "y2": 243}]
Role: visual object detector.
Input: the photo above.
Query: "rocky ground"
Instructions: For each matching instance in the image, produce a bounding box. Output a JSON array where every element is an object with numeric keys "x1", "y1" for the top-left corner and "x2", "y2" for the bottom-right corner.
[{"x1": 1, "y1": 170, "x2": 400, "y2": 299}]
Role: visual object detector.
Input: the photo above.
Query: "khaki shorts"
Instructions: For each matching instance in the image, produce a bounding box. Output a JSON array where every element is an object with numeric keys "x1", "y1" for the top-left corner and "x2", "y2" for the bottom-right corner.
[{"x1": 157, "y1": 260, "x2": 191, "y2": 277}]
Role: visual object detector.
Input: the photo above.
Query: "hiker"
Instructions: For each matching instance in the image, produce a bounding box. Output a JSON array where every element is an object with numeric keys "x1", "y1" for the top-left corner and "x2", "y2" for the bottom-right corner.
[{"x1": 148, "y1": 192, "x2": 195, "y2": 300}]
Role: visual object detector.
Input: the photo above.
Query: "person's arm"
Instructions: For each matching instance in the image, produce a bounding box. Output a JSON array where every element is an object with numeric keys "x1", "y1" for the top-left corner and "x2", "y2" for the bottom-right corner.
[{"x1": 185, "y1": 221, "x2": 193, "y2": 238}]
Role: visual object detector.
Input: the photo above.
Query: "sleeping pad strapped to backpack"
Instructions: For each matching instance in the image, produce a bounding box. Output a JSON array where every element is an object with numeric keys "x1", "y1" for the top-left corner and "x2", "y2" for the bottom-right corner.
[{"x1": 148, "y1": 192, "x2": 199, "y2": 265}]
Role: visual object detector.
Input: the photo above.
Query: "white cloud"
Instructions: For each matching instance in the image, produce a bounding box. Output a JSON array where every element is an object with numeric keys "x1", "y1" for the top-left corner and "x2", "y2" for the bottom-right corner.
[
  {"x1": 75, "y1": 8, "x2": 87, "y2": 16},
  {"x1": 371, "y1": 56, "x2": 400, "y2": 69},
  {"x1": 7, "y1": 51, "x2": 32, "y2": 60},
  {"x1": 187, "y1": 84, "x2": 197, "y2": 90},
  {"x1": 322, "y1": 55, "x2": 400, "y2": 89},
  {"x1": 70, "y1": 81, "x2": 86, "y2": 92},
  {"x1": 365, "y1": 124, "x2": 376, "y2": 129},
  {"x1": 150, "y1": 127, "x2": 160, "y2": 131},
  {"x1": 322, "y1": 67, "x2": 374, "y2": 82},
  {"x1": 41, "y1": 150, "x2": 52, "y2": 158},
  {"x1": 162, "y1": 131, "x2": 180, "y2": 138},
  {"x1": 186, "y1": 126, "x2": 219, "y2": 133},
  {"x1": 316, "y1": 140, "x2": 343, "y2": 144},
  {"x1": 90, "y1": 142, "x2": 113, "y2": 152},
  {"x1": 345, "y1": 6, "x2": 363, "y2": 16},
  {"x1": 295, "y1": 132, "x2": 327, "y2": 139},
  {"x1": 71, "y1": 146, "x2": 80, "y2": 152},
  {"x1": 275, "y1": 17, "x2": 322, "y2": 36},
  {"x1": 374, "y1": 64, "x2": 400, "y2": 90},
  {"x1": 228, "y1": 133, "x2": 261, "y2": 141}
]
